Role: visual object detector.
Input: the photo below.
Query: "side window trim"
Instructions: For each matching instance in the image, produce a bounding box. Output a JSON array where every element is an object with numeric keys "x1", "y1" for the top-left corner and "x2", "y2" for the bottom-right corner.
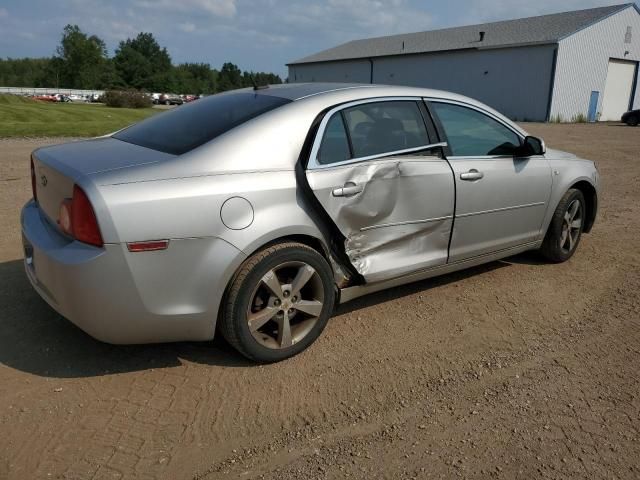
[
  {"x1": 424, "y1": 98, "x2": 524, "y2": 159},
  {"x1": 417, "y1": 101, "x2": 439, "y2": 145},
  {"x1": 308, "y1": 96, "x2": 440, "y2": 170},
  {"x1": 422, "y1": 100, "x2": 452, "y2": 158},
  {"x1": 340, "y1": 110, "x2": 355, "y2": 159}
]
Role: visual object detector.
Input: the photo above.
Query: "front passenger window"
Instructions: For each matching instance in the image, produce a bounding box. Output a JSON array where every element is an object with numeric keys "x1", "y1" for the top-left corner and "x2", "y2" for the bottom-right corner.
[{"x1": 431, "y1": 102, "x2": 521, "y2": 157}]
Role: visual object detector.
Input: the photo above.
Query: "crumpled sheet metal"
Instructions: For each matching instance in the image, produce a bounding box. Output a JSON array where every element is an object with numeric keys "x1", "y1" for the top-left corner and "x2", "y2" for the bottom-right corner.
[
  {"x1": 307, "y1": 157, "x2": 455, "y2": 283},
  {"x1": 346, "y1": 219, "x2": 452, "y2": 283}
]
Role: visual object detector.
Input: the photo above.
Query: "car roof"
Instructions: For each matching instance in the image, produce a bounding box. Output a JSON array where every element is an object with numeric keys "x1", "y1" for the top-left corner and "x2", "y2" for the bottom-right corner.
[
  {"x1": 238, "y1": 82, "x2": 466, "y2": 103},
  {"x1": 256, "y1": 83, "x2": 379, "y2": 100}
]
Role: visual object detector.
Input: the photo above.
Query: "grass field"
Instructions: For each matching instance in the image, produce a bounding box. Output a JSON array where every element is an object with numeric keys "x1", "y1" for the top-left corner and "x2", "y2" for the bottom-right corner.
[{"x1": 0, "y1": 94, "x2": 158, "y2": 137}]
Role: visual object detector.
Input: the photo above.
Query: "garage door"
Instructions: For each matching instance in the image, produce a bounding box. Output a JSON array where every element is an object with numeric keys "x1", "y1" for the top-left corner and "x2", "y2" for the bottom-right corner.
[{"x1": 600, "y1": 59, "x2": 637, "y2": 121}]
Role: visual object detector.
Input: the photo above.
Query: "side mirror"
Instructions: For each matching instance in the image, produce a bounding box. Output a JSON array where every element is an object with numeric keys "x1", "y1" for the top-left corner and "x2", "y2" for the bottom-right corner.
[{"x1": 516, "y1": 136, "x2": 546, "y2": 157}]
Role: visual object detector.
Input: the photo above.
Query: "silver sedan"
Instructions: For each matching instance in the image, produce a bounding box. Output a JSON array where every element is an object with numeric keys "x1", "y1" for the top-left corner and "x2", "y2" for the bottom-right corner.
[{"x1": 21, "y1": 83, "x2": 599, "y2": 362}]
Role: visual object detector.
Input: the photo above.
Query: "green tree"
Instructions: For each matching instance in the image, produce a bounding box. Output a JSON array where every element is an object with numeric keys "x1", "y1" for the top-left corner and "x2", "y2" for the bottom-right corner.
[
  {"x1": 173, "y1": 63, "x2": 217, "y2": 94},
  {"x1": 241, "y1": 71, "x2": 283, "y2": 89},
  {"x1": 0, "y1": 58, "x2": 52, "y2": 87},
  {"x1": 114, "y1": 33, "x2": 173, "y2": 91},
  {"x1": 217, "y1": 62, "x2": 243, "y2": 92},
  {"x1": 55, "y1": 25, "x2": 109, "y2": 89},
  {"x1": 1, "y1": 26, "x2": 284, "y2": 94}
]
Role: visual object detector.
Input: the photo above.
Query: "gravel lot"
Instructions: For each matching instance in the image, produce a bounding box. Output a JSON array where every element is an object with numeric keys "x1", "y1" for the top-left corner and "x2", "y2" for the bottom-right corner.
[{"x1": 0, "y1": 124, "x2": 639, "y2": 480}]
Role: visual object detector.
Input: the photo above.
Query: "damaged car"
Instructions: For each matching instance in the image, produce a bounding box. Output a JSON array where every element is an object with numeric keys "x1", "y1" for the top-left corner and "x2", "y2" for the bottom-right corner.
[{"x1": 22, "y1": 83, "x2": 599, "y2": 362}]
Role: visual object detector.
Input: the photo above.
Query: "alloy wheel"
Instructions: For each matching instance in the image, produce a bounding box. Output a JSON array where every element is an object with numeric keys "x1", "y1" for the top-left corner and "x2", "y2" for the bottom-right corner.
[
  {"x1": 560, "y1": 199, "x2": 582, "y2": 254},
  {"x1": 246, "y1": 261, "x2": 325, "y2": 349}
]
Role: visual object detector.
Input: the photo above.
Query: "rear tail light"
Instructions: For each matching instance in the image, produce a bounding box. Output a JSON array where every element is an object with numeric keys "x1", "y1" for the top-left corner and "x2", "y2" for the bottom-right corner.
[
  {"x1": 57, "y1": 185, "x2": 104, "y2": 247},
  {"x1": 30, "y1": 156, "x2": 37, "y2": 202}
]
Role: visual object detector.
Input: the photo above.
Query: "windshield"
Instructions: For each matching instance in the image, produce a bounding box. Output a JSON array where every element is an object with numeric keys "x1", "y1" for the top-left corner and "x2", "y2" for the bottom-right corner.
[{"x1": 114, "y1": 92, "x2": 291, "y2": 155}]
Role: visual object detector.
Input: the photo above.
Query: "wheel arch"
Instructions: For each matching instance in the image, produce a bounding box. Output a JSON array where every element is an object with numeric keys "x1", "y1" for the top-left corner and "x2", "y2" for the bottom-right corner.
[
  {"x1": 247, "y1": 233, "x2": 331, "y2": 261},
  {"x1": 220, "y1": 230, "x2": 338, "y2": 304},
  {"x1": 570, "y1": 180, "x2": 598, "y2": 233},
  {"x1": 236, "y1": 225, "x2": 331, "y2": 262},
  {"x1": 215, "y1": 232, "x2": 341, "y2": 338}
]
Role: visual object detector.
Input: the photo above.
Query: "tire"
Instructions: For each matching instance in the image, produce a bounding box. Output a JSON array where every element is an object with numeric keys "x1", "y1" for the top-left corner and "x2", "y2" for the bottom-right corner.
[
  {"x1": 626, "y1": 115, "x2": 639, "y2": 127},
  {"x1": 220, "y1": 242, "x2": 336, "y2": 363},
  {"x1": 540, "y1": 189, "x2": 586, "y2": 263}
]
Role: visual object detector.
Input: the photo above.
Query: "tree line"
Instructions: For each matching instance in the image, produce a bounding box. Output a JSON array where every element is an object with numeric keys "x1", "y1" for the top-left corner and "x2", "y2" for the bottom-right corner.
[{"x1": 0, "y1": 25, "x2": 283, "y2": 94}]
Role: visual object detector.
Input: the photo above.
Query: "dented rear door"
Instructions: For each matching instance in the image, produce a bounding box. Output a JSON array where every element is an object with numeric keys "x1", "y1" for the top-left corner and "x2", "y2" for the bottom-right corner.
[{"x1": 306, "y1": 155, "x2": 454, "y2": 283}]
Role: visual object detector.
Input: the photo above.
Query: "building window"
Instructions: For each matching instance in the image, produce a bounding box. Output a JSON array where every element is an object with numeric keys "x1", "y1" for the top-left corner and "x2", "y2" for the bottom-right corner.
[{"x1": 625, "y1": 26, "x2": 632, "y2": 44}]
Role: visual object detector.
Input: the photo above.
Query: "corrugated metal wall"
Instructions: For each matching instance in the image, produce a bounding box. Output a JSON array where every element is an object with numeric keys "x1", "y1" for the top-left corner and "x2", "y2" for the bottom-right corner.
[
  {"x1": 288, "y1": 60, "x2": 371, "y2": 83},
  {"x1": 289, "y1": 45, "x2": 556, "y2": 121},
  {"x1": 370, "y1": 45, "x2": 555, "y2": 121},
  {"x1": 552, "y1": 6, "x2": 640, "y2": 121}
]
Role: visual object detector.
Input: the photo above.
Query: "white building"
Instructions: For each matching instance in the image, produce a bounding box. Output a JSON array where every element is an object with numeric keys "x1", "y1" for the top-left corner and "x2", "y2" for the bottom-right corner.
[{"x1": 288, "y1": 4, "x2": 640, "y2": 122}]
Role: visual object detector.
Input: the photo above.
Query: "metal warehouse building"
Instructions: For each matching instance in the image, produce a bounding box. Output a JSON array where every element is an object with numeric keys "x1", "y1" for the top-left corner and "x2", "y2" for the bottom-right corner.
[{"x1": 288, "y1": 4, "x2": 640, "y2": 122}]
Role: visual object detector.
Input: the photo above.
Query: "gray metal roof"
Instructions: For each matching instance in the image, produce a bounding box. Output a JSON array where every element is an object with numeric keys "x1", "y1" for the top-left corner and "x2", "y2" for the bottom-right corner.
[{"x1": 289, "y1": 3, "x2": 637, "y2": 65}]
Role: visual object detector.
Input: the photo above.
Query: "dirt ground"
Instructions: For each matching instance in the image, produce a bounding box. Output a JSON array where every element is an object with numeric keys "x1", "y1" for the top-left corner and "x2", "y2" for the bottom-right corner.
[{"x1": 0, "y1": 123, "x2": 639, "y2": 480}]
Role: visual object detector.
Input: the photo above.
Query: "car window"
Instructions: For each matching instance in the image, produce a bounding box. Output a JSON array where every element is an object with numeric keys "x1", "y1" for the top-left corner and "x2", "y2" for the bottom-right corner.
[
  {"x1": 317, "y1": 114, "x2": 351, "y2": 165},
  {"x1": 114, "y1": 92, "x2": 291, "y2": 155},
  {"x1": 431, "y1": 102, "x2": 521, "y2": 157},
  {"x1": 342, "y1": 101, "x2": 430, "y2": 158}
]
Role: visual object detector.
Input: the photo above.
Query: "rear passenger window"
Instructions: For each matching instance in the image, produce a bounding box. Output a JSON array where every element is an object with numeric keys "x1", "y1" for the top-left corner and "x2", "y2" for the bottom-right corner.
[
  {"x1": 343, "y1": 101, "x2": 430, "y2": 158},
  {"x1": 317, "y1": 114, "x2": 351, "y2": 165}
]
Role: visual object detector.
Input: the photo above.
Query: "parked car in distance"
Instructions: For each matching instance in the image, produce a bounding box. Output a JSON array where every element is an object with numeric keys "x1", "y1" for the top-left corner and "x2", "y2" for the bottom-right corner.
[
  {"x1": 32, "y1": 94, "x2": 57, "y2": 102},
  {"x1": 621, "y1": 109, "x2": 639, "y2": 126},
  {"x1": 159, "y1": 93, "x2": 183, "y2": 105},
  {"x1": 22, "y1": 83, "x2": 599, "y2": 363},
  {"x1": 67, "y1": 94, "x2": 87, "y2": 102}
]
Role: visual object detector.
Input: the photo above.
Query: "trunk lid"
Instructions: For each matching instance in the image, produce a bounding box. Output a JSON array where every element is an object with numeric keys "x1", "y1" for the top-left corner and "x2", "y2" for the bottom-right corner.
[
  {"x1": 32, "y1": 154, "x2": 75, "y2": 229},
  {"x1": 32, "y1": 137, "x2": 174, "y2": 229}
]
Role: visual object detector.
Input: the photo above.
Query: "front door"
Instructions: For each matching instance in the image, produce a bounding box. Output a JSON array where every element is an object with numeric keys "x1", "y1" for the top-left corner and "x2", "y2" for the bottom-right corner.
[
  {"x1": 429, "y1": 101, "x2": 552, "y2": 263},
  {"x1": 306, "y1": 100, "x2": 455, "y2": 283}
]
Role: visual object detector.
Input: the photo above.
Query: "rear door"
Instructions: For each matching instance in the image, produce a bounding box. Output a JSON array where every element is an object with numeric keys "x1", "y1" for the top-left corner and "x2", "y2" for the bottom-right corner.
[
  {"x1": 428, "y1": 100, "x2": 552, "y2": 262},
  {"x1": 305, "y1": 99, "x2": 455, "y2": 283}
]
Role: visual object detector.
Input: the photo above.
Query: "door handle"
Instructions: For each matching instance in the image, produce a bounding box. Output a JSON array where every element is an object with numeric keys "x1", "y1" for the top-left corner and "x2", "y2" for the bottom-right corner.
[
  {"x1": 460, "y1": 169, "x2": 484, "y2": 181},
  {"x1": 332, "y1": 182, "x2": 363, "y2": 197}
]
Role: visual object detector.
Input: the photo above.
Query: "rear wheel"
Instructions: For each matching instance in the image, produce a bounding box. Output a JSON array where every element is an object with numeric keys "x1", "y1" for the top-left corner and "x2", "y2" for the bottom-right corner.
[
  {"x1": 626, "y1": 115, "x2": 639, "y2": 126},
  {"x1": 220, "y1": 242, "x2": 335, "y2": 363},
  {"x1": 540, "y1": 189, "x2": 585, "y2": 263}
]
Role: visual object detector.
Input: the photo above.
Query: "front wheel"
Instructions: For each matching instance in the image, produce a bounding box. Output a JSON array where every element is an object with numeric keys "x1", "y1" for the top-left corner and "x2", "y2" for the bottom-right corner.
[
  {"x1": 626, "y1": 115, "x2": 639, "y2": 127},
  {"x1": 540, "y1": 189, "x2": 585, "y2": 263},
  {"x1": 220, "y1": 242, "x2": 336, "y2": 363}
]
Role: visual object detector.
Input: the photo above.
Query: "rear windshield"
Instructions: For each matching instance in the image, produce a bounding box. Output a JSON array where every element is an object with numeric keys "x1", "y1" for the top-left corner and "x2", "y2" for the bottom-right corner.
[{"x1": 113, "y1": 92, "x2": 291, "y2": 155}]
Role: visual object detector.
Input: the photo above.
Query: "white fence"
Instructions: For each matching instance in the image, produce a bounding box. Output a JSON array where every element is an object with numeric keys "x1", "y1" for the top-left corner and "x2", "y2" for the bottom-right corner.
[{"x1": 0, "y1": 87, "x2": 105, "y2": 96}]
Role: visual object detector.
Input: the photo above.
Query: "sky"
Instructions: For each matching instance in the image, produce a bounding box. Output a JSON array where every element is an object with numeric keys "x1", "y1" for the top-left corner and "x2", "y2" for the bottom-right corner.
[{"x1": 0, "y1": 0, "x2": 635, "y2": 77}]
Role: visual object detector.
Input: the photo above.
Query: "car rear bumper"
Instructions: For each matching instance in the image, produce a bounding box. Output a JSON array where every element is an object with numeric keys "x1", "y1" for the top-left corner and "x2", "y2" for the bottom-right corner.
[{"x1": 21, "y1": 200, "x2": 246, "y2": 344}]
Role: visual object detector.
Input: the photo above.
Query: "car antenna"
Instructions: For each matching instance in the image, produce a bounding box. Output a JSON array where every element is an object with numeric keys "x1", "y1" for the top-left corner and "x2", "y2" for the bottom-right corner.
[{"x1": 250, "y1": 74, "x2": 269, "y2": 90}]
